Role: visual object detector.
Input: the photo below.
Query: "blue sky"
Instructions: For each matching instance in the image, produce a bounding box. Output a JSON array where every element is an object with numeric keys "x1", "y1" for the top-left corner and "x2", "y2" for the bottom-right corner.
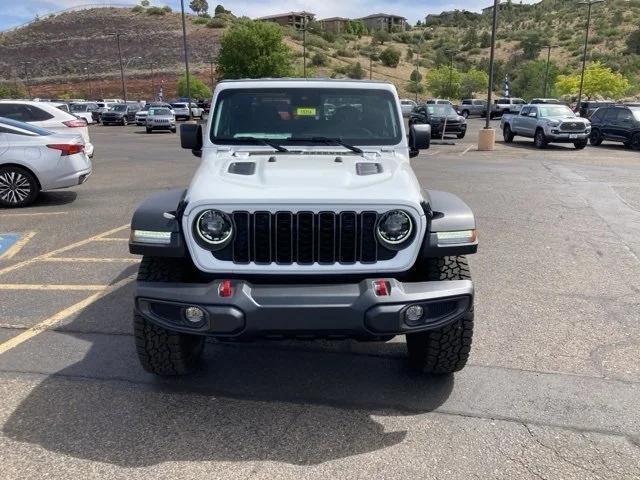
[{"x1": 0, "y1": 0, "x2": 539, "y2": 31}]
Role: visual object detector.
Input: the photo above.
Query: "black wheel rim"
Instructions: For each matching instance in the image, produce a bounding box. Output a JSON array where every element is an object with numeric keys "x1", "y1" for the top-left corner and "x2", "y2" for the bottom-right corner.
[{"x1": 0, "y1": 171, "x2": 31, "y2": 204}]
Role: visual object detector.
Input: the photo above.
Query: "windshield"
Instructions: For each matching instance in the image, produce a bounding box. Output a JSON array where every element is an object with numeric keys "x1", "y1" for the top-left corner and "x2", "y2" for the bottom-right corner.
[
  {"x1": 70, "y1": 104, "x2": 88, "y2": 112},
  {"x1": 426, "y1": 104, "x2": 457, "y2": 116},
  {"x1": 112, "y1": 105, "x2": 127, "y2": 112},
  {"x1": 149, "y1": 108, "x2": 171, "y2": 116},
  {"x1": 171, "y1": 103, "x2": 187, "y2": 108},
  {"x1": 538, "y1": 105, "x2": 574, "y2": 117},
  {"x1": 211, "y1": 88, "x2": 402, "y2": 146},
  {"x1": 0, "y1": 117, "x2": 53, "y2": 136}
]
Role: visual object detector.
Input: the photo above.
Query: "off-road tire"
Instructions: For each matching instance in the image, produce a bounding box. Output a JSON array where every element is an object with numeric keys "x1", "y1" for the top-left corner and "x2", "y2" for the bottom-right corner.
[
  {"x1": 590, "y1": 129, "x2": 603, "y2": 146},
  {"x1": 574, "y1": 139, "x2": 588, "y2": 150},
  {"x1": 534, "y1": 129, "x2": 548, "y2": 149},
  {"x1": 406, "y1": 256, "x2": 474, "y2": 375},
  {"x1": 503, "y1": 124, "x2": 514, "y2": 143},
  {"x1": 133, "y1": 256, "x2": 205, "y2": 376}
]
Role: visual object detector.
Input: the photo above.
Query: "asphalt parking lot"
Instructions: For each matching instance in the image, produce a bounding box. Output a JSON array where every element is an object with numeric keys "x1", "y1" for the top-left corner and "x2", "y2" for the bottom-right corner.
[{"x1": 0, "y1": 118, "x2": 639, "y2": 479}]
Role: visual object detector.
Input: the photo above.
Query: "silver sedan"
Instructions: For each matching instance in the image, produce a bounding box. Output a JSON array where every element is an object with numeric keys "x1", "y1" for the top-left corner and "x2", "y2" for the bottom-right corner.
[{"x1": 0, "y1": 117, "x2": 92, "y2": 207}]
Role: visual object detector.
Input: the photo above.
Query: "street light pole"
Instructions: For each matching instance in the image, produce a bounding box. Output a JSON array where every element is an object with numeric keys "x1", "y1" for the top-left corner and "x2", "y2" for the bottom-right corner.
[
  {"x1": 577, "y1": 0, "x2": 604, "y2": 111},
  {"x1": 84, "y1": 67, "x2": 93, "y2": 99},
  {"x1": 484, "y1": 0, "x2": 499, "y2": 130},
  {"x1": 209, "y1": 57, "x2": 215, "y2": 91},
  {"x1": 447, "y1": 51, "x2": 455, "y2": 100},
  {"x1": 302, "y1": 17, "x2": 307, "y2": 78},
  {"x1": 20, "y1": 62, "x2": 32, "y2": 99},
  {"x1": 542, "y1": 45, "x2": 557, "y2": 98},
  {"x1": 149, "y1": 62, "x2": 155, "y2": 98},
  {"x1": 109, "y1": 33, "x2": 127, "y2": 102},
  {"x1": 179, "y1": 0, "x2": 192, "y2": 118}
]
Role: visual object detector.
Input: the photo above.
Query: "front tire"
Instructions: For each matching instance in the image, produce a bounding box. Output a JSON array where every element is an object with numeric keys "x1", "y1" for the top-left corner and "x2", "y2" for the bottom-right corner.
[
  {"x1": 534, "y1": 129, "x2": 548, "y2": 149},
  {"x1": 631, "y1": 133, "x2": 640, "y2": 151},
  {"x1": 406, "y1": 256, "x2": 474, "y2": 375},
  {"x1": 133, "y1": 257, "x2": 204, "y2": 376},
  {"x1": 0, "y1": 166, "x2": 39, "y2": 208},
  {"x1": 146, "y1": 127, "x2": 152, "y2": 133},
  {"x1": 590, "y1": 129, "x2": 603, "y2": 146},
  {"x1": 122, "y1": 117, "x2": 128, "y2": 126},
  {"x1": 574, "y1": 139, "x2": 587, "y2": 150},
  {"x1": 503, "y1": 124, "x2": 514, "y2": 143},
  {"x1": 457, "y1": 131, "x2": 466, "y2": 139},
  {"x1": 461, "y1": 110, "x2": 469, "y2": 119}
]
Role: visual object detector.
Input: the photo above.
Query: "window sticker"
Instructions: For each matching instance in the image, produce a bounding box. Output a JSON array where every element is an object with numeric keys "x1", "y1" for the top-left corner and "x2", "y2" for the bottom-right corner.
[{"x1": 296, "y1": 107, "x2": 317, "y2": 116}]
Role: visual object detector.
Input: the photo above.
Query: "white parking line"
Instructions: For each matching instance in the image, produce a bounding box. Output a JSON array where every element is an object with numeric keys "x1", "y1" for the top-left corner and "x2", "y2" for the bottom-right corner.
[
  {"x1": 0, "y1": 211, "x2": 68, "y2": 218},
  {"x1": 43, "y1": 257, "x2": 138, "y2": 263},
  {"x1": 0, "y1": 284, "x2": 107, "y2": 291},
  {"x1": 460, "y1": 145, "x2": 474, "y2": 156}
]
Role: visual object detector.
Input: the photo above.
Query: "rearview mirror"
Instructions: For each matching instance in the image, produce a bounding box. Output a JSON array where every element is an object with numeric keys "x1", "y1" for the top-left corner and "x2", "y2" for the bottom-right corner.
[
  {"x1": 409, "y1": 124, "x2": 431, "y2": 158},
  {"x1": 180, "y1": 123, "x2": 203, "y2": 157}
]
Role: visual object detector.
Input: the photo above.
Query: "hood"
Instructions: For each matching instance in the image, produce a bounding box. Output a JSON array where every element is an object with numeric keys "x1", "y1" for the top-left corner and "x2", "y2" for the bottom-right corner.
[
  {"x1": 103, "y1": 111, "x2": 125, "y2": 117},
  {"x1": 185, "y1": 149, "x2": 424, "y2": 212}
]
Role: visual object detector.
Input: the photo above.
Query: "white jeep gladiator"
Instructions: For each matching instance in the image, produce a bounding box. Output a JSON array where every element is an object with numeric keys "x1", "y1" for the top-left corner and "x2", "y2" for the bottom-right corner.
[{"x1": 129, "y1": 79, "x2": 478, "y2": 376}]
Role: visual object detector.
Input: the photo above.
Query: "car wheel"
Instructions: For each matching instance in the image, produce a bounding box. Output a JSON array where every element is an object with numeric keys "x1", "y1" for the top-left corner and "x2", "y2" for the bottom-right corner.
[
  {"x1": 171, "y1": 127, "x2": 177, "y2": 133},
  {"x1": 146, "y1": 127, "x2": 152, "y2": 133},
  {"x1": 461, "y1": 110, "x2": 469, "y2": 119},
  {"x1": 589, "y1": 129, "x2": 603, "y2": 146},
  {"x1": 406, "y1": 256, "x2": 474, "y2": 375},
  {"x1": 122, "y1": 117, "x2": 128, "y2": 126},
  {"x1": 631, "y1": 133, "x2": 640, "y2": 151},
  {"x1": 503, "y1": 124, "x2": 514, "y2": 143},
  {"x1": 534, "y1": 129, "x2": 548, "y2": 149},
  {"x1": 457, "y1": 131, "x2": 466, "y2": 139},
  {"x1": 574, "y1": 140, "x2": 588, "y2": 150},
  {"x1": 0, "y1": 166, "x2": 39, "y2": 208},
  {"x1": 133, "y1": 257, "x2": 204, "y2": 376}
]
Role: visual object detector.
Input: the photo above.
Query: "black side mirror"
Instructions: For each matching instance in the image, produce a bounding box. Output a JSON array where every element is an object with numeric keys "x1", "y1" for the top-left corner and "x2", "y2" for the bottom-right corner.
[
  {"x1": 180, "y1": 123, "x2": 203, "y2": 157},
  {"x1": 409, "y1": 124, "x2": 431, "y2": 157}
]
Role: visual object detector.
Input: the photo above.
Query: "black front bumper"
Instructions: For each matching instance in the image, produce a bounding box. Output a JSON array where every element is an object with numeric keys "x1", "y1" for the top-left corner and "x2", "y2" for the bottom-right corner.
[{"x1": 135, "y1": 278, "x2": 474, "y2": 339}]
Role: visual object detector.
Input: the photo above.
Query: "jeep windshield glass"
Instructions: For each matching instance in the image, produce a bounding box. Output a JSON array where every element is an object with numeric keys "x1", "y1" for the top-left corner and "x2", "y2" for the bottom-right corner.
[
  {"x1": 630, "y1": 107, "x2": 640, "y2": 121},
  {"x1": 426, "y1": 104, "x2": 457, "y2": 116},
  {"x1": 210, "y1": 88, "x2": 402, "y2": 146},
  {"x1": 149, "y1": 108, "x2": 171, "y2": 116},
  {"x1": 112, "y1": 104, "x2": 127, "y2": 112},
  {"x1": 538, "y1": 105, "x2": 575, "y2": 117}
]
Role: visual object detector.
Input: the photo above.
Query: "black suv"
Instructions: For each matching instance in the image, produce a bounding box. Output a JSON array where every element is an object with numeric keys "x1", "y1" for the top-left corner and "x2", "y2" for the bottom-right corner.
[
  {"x1": 409, "y1": 103, "x2": 467, "y2": 139},
  {"x1": 577, "y1": 100, "x2": 615, "y2": 119},
  {"x1": 589, "y1": 105, "x2": 640, "y2": 150},
  {"x1": 100, "y1": 103, "x2": 140, "y2": 125}
]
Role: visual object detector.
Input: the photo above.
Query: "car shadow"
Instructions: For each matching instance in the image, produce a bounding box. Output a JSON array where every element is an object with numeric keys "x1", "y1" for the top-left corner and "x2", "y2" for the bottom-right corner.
[
  {"x1": 31, "y1": 190, "x2": 78, "y2": 207},
  {"x1": 133, "y1": 131, "x2": 176, "y2": 135},
  {"x1": 498, "y1": 140, "x2": 577, "y2": 151},
  {"x1": 2, "y1": 280, "x2": 454, "y2": 467}
]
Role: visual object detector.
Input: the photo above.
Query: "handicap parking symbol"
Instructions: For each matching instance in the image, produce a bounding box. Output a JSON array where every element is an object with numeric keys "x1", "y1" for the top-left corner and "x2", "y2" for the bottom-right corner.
[{"x1": 0, "y1": 233, "x2": 21, "y2": 259}]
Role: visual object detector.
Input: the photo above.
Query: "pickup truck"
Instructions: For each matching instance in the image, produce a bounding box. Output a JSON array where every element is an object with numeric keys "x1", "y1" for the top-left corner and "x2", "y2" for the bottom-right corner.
[
  {"x1": 459, "y1": 99, "x2": 487, "y2": 118},
  {"x1": 501, "y1": 104, "x2": 591, "y2": 149},
  {"x1": 491, "y1": 97, "x2": 526, "y2": 118}
]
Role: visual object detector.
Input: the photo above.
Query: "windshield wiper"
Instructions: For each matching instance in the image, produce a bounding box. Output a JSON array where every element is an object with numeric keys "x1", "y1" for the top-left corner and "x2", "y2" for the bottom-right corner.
[
  {"x1": 288, "y1": 136, "x2": 363, "y2": 154},
  {"x1": 234, "y1": 136, "x2": 289, "y2": 152}
]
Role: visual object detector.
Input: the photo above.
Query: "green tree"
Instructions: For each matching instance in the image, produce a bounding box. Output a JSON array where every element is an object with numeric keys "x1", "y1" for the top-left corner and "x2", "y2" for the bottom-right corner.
[
  {"x1": 480, "y1": 31, "x2": 491, "y2": 48},
  {"x1": 0, "y1": 83, "x2": 27, "y2": 98},
  {"x1": 410, "y1": 69, "x2": 423, "y2": 83},
  {"x1": 372, "y1": 30, "x2": 391, "y2": 45},
  {"x1": 177, "y1": 74, "x2": 212, "y2": 98},
  {"x1": 626, "y1": 29, "x2": 640, "y2": 55},
  {"x1": 555, "y1": 62, "x2": 629, "y2": 99},
  {"x1": 519, "y1": 31, "x2": 543, "y2": 60},
  {"x1": 406, "y1": 80, "x2": 425, "y2": 95},
  {"x1": 460, "y1": 68, "x2": 489, "y2": 98},
  {"x1": 311, "y1": 52, "x2": 329, "y2": 67},
  {"x1": 511, "y1": 60, "x2": 558, "y2": 99},
  {"x1": 379, "y1": 47, "x2": 401, "y2": 67},
  {"x1": 462, "y1": 28, "x2": 478, "y2": 48},
  {"x1": 140, "y1": 0, "x2": 149, "y2": 6},
  {"x1": 427, "y1": 65, "x2": 462, "y2": 99},
  {"x1": 216, "y1": 20, "x2": 293, "y2": 79},
  {"x1": 189, "y1": 0, "x2": 209, "y2": 15},
  {"x1": 214, "y1": 4, "x2": 230, "y2": 15}
]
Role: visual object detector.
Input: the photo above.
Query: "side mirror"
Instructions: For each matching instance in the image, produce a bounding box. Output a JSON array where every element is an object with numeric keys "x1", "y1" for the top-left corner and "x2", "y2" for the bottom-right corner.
[
  {"x1": 180, "y1": 123, "x2": 203, "y2": 157},
  {"x1": 409, "y1": 124, "x2": 431, "y2": 158}
]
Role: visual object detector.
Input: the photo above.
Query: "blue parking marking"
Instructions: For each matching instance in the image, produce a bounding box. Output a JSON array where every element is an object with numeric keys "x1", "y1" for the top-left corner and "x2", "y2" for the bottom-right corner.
[{"x1": 0, "y1": 233, "x2": 21, "y2": 258}]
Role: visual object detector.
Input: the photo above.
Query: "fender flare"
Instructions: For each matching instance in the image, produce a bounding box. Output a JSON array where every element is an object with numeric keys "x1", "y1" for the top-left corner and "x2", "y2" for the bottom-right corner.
[{"x1": 422, "y1": 190, "x2": 477, "y2": 258}]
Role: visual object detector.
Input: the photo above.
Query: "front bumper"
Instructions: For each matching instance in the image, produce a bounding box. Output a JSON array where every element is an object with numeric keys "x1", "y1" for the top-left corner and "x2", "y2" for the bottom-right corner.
[
  {"x1": 135, "y1": 278, "x2": 473, "y2": 339},
  {"x1": 546, "y1": 130, "x2": 589, "y2": 142}
]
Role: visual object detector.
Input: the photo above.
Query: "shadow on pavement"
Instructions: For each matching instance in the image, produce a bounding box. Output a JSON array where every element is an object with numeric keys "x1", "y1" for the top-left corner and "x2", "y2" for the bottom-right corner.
[
  {"x1": 3, "y1": 282, "x2": 454, "y2": 467},
  {"x1": 31, "y1": 190, "x2": 78, "y2": 207}
]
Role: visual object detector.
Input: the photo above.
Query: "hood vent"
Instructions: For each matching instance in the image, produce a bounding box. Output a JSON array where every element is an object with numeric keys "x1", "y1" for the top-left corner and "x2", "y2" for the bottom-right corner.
[
  {"x1": 228, "y1": 162, "x2": 256, "y2": 175},
  {"x1": 356, "y1": 162, "x2": 383, "y2": 176}
]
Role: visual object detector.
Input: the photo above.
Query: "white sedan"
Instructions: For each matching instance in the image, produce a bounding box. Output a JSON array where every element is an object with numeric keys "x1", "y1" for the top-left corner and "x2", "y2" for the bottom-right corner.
[
  {"x1": 0, "y1": 100, "x2": 94, "y2": 157},
  {"x1": 0, "y1": 117, "x2": 92, "y2": 207}
]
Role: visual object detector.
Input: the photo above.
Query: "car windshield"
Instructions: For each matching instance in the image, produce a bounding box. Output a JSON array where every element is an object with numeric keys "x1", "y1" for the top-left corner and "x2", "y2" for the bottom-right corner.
[
  {"x1": 70, "y1": 104, "x2": 88, "y2": 112},
  {"x1": 538, "y1": 105, "x2": 574, "y2": 117},
  {"x1": 426, "y1": 104, "x2": 457, "y2": 116},
  {"x1": 171, "y1": 103, "x2": 187, "y2": 108},
  {"x1": 211, "y1": 88, "x2": 402, "y2": 146},
  {"x1": 0, "y1": 117, "x2": 53, "y2": 136},
  {"x1": 630, "y1": 107, "x2": 640, "y2": 121},
  {"x1": 149, "y1": 108, "x2": 171, "y2": 116},
  {"x1": 112, "y1": 105, "x2": 127, "y2": 112}
]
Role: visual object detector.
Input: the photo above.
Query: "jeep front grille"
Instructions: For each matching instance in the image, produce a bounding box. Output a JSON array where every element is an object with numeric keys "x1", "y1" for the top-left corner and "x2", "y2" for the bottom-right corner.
[{"x1": 210, "y1": 211, "x2": 396, "y2": 265}]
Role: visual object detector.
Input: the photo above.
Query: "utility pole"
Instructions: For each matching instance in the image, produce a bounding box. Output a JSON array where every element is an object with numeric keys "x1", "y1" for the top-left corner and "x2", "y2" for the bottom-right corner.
[
  {"x1": 542, "y1": 45, "x2": 557, "y2": 98},
  {"x1": 302, "y1": 17, "x2": 307, "y2": 78},
  {"x1": 180, "y1": 0, "x2": 192, "y2": 118},
  {"x1": 19, "y1": 62, "x2": 32, "y2": 99},
  {"x1": 447, "y1": 50, "x2": 455, "y2": 100},
  {"x1": 84, "y1": 67, "x2": 93, "y2": 99},
  {"x1": 577, "y1": 0, "x2": 604, "y2": 111},
  {"x1": 484, "y1": 0, "x2": 499, "y2": 130},
  {"x1": 109, "y1": 33, "x2": 126, "y2": 102},
  {"x1": 149, "y1": 62, "x2": 156, "y2": 98},
  {"x1": 209, "y1": 57, "x2": 215, "y2": 91}
]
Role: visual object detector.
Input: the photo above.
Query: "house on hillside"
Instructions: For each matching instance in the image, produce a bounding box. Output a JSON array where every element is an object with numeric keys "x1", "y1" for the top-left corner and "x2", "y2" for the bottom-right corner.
[
  {"x1": 320, "y1": 17, "x2": 350, "y2": 34},
  {"x1": 482, "y1": 1, "x2": 530, "y2": 14},
  {"x1": 256, "y1": 11, "x2": 315, "y2": 29},
  {"x1": 357, "y1": 13, "x2": 407, "y2": 32}
]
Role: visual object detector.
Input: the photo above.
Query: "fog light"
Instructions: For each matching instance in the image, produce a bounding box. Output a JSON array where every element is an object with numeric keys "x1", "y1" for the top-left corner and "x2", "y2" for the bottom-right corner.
[
  {"x1": 184, "y1": 306, "x2": 205, "y2": 324},
  {"x1": 405, "y1": 305, "x2": 424, "y2": 325}
]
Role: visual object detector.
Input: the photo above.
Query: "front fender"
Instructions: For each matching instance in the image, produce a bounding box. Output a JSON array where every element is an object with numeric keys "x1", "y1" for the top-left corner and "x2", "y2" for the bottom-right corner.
[{"x1": 422, "y1": 190, "x2": 477, "y2": 258}]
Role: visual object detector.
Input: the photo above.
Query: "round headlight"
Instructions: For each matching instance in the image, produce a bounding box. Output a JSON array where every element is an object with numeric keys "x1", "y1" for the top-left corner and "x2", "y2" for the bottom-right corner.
[
  {"x1": 196, "y1": 210, "x2": 233, "y2": 248},
  {"x1": 376, "y1": 210, "x2": 413, "y2": 247}
]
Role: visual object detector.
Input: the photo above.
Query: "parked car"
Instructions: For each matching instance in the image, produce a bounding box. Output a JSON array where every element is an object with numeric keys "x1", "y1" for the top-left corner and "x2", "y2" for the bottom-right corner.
[
  {"x1": 170, "y1": 102, "x2": 204, "y2": 120},
  {"x1": 135, "y1": 106, "x2": 150, "y2": 126},
  {"x1": 530, "y1": 98, "x2": 563, "y2": 105},
  {"x1": 100, "y1": 103, "x2": 140, "y2": 125},
  {"x1": 577, "y1": 100, "x2": 616, "y2": 119},
  {"x1": 100, "y1": 98, "x2": 124, "y2": 104},
  {"x1": 425, "y1": 99, "x2": 453, "y2": 105},
  {"x1": 128, "y1": 78, "x2": 478, "y2": 377},
  {"x1": 409, "y1": 103, "x2": 467, "y2": 139},
  {"x1": 0, "y1": 117, "x2": 91, "y2": 207},
  {"x1": 399, "y1": 99, "x2": 417, "y2": 117},
  {"x1": 145, "y1": 107, "x2": 176, "y2": 133},
  {"x1": 69, "y1": 102, "x2": 99, "y2": 124},
  {"x1": 0, "y1": 100, "x2": 94, "y2": 157},
  {"x1": 459, "y1": 99, "x2": 487, "y2": 118},
  {"x1": 501, "y1": 104, "x2": 591, "y2": 149},
  {"x1": 491, "y1": 97, "x2": 526, "y2": 118},
  {"x1": 589, "y1": 105, "x2": 640, "y2": 150}
]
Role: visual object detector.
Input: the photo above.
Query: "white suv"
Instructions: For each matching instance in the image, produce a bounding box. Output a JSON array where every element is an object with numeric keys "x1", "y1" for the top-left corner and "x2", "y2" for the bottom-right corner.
[
  {"x1": 0, "y1": 100, "x2": 94, "y2": 157},
  {"x1": 128, "y1": 79, "x2": 478, "y2": 377}
]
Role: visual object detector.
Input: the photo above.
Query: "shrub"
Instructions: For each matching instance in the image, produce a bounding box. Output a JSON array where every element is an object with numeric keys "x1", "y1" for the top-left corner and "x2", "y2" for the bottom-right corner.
[
  {"x1": 131, "y1": 5, "x2": 144, "y2": 13},
  {"x1": 207, "y1": 17, "x2": 227, "y2": 28},
  {"x1": 305, "y1": 34, "x2": 330, "y2": 50},
  {"x1": 193, "y1": 17, "x2": 209, "y2": 25},
  {"x1": 372, "y1": 30, "x2": 391, "y2": 45},
  {"x1": 311, "y1": 52, "x2": 329, "y2": 66},
  {"x1": 379, "y1": 47, "x2": 401, "y2": 67},
  {"x1": 147, "y1": 6, "x2": 166, "y2": 15},
  {"x1": 335, "y1": 48, "x2": 356, "y2": 58}
]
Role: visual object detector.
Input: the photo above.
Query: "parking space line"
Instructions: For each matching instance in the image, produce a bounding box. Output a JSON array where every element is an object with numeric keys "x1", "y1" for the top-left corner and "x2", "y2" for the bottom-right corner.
[
  {"x1": 0, "y1": 224, "x2": 129, "y2": 277},
  {"x1": 0, "y1": 275, "x2": 134, "y2": 356},
  {"x1": 460, "y1": 145, "x2": 474, "y2": 156},
  {"x1": 0, "y1": 284, "x2": 107, "y2": 291},
  {"x1": 43, "y1": 257, "x2": 138, "y2": 263},
  {"x1": 94, "y1": 237, "x2": 129, "y2": 242},
  {"x1": 0, "y1": 232, "x2": 36, "y2": 260},
  {"x1": 0, "y1": 211, "x2": 68, "y2": 218}
]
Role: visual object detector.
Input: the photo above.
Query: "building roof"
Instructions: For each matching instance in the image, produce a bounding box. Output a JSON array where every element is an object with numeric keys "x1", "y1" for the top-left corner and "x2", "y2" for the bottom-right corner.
[
  {"x1": 319, "y1": 17, "x2": 350, "y2": 22},
  {"x1": 256, "y1": 11, "x2": 315, "y2": 20},
  {"x1": 357, "y1": 13, "x2": 407, "y2": 20}
]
